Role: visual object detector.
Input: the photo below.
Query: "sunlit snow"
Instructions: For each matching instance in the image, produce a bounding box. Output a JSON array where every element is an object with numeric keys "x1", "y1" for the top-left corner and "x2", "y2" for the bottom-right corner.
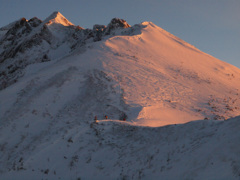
[{"x1": 0, "y1": 12, "x2": 240, "y2": 180}]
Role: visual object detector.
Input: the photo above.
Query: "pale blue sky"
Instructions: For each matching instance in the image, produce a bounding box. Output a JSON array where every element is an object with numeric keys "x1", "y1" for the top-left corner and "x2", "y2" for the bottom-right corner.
[{"x1": 0, "y1": 0, "x2": 239, "y2": 68}]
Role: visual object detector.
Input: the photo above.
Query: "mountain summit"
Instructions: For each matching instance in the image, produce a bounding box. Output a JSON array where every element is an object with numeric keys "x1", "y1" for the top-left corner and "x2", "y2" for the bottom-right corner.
[
  {"x1": 0, "y1": 12, "x2": 240, "y2": 179},
  {"x1": 44, "y1": 11, "x2": 74, "y2": 26},
  {"x1": 0, "y1": 12, "x2": 240, "y2": 126}
]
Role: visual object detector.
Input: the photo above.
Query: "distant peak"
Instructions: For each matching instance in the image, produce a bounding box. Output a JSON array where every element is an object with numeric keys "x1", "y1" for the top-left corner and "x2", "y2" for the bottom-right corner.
[
  {"x1": 51, "y1": 11, "x2": 61, "y2": 16},
  {"x1": 47, "y1": 11, "x2": 63, "y2": 19},
  {"x1": 44, "y1": 11, "x2": 74, "y2": 26}
]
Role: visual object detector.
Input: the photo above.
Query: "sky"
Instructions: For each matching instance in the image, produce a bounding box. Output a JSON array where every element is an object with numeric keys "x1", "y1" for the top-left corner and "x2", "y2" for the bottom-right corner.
[{"x1": 0, "y1": 0, "x2": 239, "y2": 68}]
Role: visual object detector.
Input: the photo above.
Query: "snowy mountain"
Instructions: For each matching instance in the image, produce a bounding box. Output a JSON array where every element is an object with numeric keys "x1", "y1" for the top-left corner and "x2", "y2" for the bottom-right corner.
[{"x1": 0, "y1": 12, "x2": 240, "y2": 179}]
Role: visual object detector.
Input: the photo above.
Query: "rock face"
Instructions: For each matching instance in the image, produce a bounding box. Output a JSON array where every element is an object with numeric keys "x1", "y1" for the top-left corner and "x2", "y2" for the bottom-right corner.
[
  {"x1": 28, "y1": 17, "x2": 42, "y2": 27},
  {"x1": 0, "y1": 13, "x2": 132, "y2": 90},
  {"x1": 93, "y1": 24, "x2": 106, "y2": 41},
  {"x1": 105, "y1": 18, "x2": 131, "y2": 35}
]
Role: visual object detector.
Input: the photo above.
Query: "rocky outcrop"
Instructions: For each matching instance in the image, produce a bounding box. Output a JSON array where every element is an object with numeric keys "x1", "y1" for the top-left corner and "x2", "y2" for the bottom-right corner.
[
  {"x1": 105, "y1": 18, "x2": 131, "y2": 35},
  {"x1": 93, "y1": 24, "x2": 106, "y2": 41},
  {"x1": 0, "y1": 13, "x2": 133, "y2": 90},
  {"x1": 28, "y1": 17, "x2": 42, "y2": 27}
]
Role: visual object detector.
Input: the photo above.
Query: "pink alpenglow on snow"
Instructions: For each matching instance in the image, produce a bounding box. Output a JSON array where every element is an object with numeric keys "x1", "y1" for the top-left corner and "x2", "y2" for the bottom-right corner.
[{"x1": 0, "y1": 12, "x2": 240, "y2": 179}]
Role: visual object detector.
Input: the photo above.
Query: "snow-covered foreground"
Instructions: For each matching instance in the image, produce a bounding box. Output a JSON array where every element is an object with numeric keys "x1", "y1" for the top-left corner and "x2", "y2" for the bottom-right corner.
[
  {"x1": 1, "y1": 12, "x2": 240, "y2": 179},
  {"x1": 1, "y1": 116, "x2": 240, "y2": 180}
]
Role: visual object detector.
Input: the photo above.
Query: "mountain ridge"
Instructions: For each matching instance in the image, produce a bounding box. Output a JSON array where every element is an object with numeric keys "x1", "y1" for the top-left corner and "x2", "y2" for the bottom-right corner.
[
  {"x1": 0, "y1": 11, "x2": 240, "y2": 179},
  {"x1": 1, "y1": 12, "x2": 240, "y2": 125},
  {"x1": 0, "y1": 13, "x2": 136, "y2": 91}
]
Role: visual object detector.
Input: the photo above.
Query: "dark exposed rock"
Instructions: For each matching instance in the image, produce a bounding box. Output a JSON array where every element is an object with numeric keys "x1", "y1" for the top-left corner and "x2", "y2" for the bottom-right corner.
[
  {"x1": 0, "y1": 13, "x2": 134, "y2": 90},
  {"x1": 93, "y1": 25, "x2": 106, "y2": 41},
  {"x1": 76, "y1": 25, "x2": 84, "y2": 30},
  {"x1": 41, "y1": 54, "x2": 50, "y2": 62},
  {"x1": 5, "y1": 19, "x2": 29, "y2": 37},
  {"x1": 105, "y1": 18, "x2": 131, "y2": 35},
  {"x1": 83, "y1": 29, "x2": 94, "y2": 39},
  {"x1": 19, "y1": 18, "x2": 27, "y2": 26},
  {"x1": 93, "y1": 24, "x2": 106, "y2": 31},
  {"x1": 28, "y1": 17, "x2": 42, "y2": 27}
]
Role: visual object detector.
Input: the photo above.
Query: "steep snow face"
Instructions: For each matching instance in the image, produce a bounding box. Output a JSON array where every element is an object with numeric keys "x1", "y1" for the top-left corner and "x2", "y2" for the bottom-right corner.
[{"x1": 87, "y1": 21, "x2": 240, "y2": 126}]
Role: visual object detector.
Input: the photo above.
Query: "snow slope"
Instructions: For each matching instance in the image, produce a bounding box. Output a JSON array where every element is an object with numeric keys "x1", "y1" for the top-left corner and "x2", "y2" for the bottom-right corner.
[
  {"x1": 0, "y1": 12, "x2": 240, "y2": 179},
  {"x1": 98, "y1": 21, "x2": 240, "y2": 126},
  {"x1": 53, "y1": 21, "x2": 240, "y2": 127},
  {"x1": 1, "y1": 114, "x2": 240, "y2": 179}
]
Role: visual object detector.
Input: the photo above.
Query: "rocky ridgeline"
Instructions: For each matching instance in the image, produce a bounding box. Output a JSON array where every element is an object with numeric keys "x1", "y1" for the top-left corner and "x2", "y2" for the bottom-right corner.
[{"x1": 0, "y1": 12, "x2": 131, "y2": 90}]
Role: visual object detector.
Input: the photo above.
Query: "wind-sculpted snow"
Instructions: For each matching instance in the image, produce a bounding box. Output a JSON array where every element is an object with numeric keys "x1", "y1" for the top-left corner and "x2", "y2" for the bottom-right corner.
[
  {"x1": 1, "y1": 113, "x2": 240, "y2": 179},
  {"x1": 0, "y1": 11, "x2": 240, "y2": 179},
  {"x1": 0, "y1": 12, "x2": 140, "y2": 90}
]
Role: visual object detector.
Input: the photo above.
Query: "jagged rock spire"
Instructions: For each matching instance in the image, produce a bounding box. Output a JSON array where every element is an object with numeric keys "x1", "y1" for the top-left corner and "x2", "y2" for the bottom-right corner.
[{"x1": 105, "y1": 18, "x2": 131, "y2": 35}]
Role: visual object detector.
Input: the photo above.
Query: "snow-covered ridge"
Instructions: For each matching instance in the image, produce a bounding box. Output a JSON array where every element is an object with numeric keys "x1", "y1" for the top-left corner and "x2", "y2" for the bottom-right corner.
[
  {"x1": 0, "y1": 12, "x2": 135, "y2": 90},
  {"x1": 0, "y1": 11, "x2": 240, "y2": 179},
  {"x1": 1, "y1": 11, "x2": 240, "y2": 125},
  {"x1": 1, "y1": 11, "x2": 240, "y2": 124}
]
